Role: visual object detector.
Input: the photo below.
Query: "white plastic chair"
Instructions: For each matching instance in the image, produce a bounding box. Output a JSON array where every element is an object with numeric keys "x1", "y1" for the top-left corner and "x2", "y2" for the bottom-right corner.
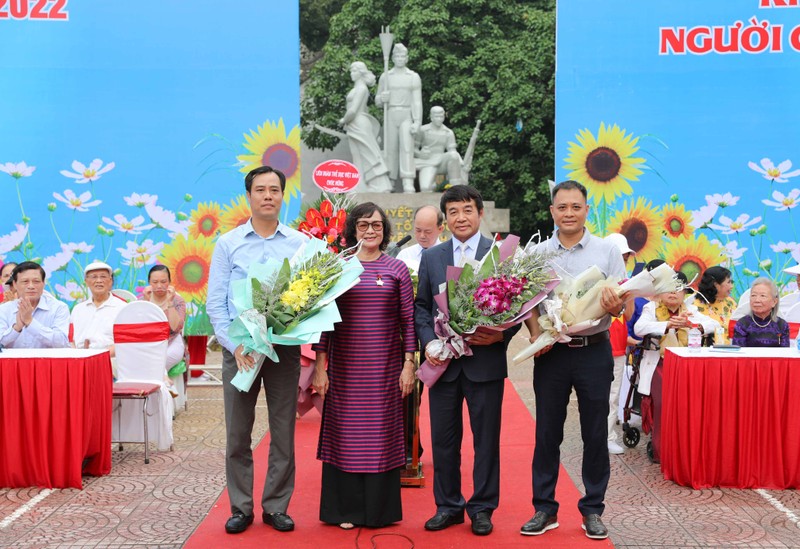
[
  {"x1": 112, "y1": 288, "x2": 137, "y2": 302},
  {"x1": 112, "y1": 301, "x2": 174, "y2": 462},
  {"x1": 779, "y1": 292, "x2": 800, "y2": 318},
  {"x1": 731, "y1": 293, "x2": 751, "y2": 322},
  {"x1": 783, "y1": 301, "x2": 800, "y2": 348}
]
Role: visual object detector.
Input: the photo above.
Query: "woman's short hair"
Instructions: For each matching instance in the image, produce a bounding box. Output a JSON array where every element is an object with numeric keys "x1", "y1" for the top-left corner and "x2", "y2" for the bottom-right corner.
[
  {"x1": 344, "y1": 202, "x2": 393, "y2": 251},
  {"x1": 750, "y1": 277, "x2": 780, "y2": 321},
  {"x1": 697, "y1": 265, "x2": 732, "y2": 304}
]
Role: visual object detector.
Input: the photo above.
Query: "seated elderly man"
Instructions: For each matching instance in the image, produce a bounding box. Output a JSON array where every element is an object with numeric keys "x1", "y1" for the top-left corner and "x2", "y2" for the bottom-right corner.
[
  {"x1": 71, "y1": 261, "x2": 125, "y2": 354},
  {"x1": 0, "y1": 261, "x2": 69, "y2": 348}
]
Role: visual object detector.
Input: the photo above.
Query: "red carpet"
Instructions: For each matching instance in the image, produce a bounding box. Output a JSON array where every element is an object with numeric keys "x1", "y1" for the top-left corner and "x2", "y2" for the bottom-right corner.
[{"x1": 185, "y1": 380, "x2": 613, "y2": 548}]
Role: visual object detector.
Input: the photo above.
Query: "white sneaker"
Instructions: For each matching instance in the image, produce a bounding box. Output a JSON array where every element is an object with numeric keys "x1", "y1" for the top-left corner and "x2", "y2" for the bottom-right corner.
[{"x1": 608, "y1": 441, "x2": 625, "y2": 454}]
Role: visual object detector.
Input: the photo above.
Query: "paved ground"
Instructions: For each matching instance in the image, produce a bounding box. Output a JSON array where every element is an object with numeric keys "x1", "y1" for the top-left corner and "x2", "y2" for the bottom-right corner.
[{"x1": 2, "y1": 336, "x2": 800, "y2": 548}]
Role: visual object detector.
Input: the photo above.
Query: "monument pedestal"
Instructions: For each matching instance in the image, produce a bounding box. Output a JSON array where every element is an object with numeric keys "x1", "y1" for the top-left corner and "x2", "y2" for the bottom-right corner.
[{"x1": 357, "y1": 192, "x2": 510, "y2": 241}]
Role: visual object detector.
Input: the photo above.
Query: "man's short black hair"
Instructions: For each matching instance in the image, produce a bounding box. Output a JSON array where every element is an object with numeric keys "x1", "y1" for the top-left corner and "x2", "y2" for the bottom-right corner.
[
  {"x1": 551, "y1": 180, "x2": 588, "y2": 203},
  {"x1": 11, "y1": 261, "x2": 46, "y2": 283},
  {"x1": 245, "y1": 166, "x2": 286, "y2": 193},
  {"x1": 440, "y1": 185, "x2": 484, "y2": 214}
]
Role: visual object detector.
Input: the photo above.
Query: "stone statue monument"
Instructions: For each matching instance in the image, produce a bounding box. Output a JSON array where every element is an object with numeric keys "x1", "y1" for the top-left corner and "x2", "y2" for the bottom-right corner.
[
  {"x1": 339, "y1": 61, "x2": 393, "y2": 192},
  {"x1": 375, "y1": 43, "x2": 422, "y2": 194},
  {"x1": 414, "y1": 106, "x2": 465, "y2": 192}
]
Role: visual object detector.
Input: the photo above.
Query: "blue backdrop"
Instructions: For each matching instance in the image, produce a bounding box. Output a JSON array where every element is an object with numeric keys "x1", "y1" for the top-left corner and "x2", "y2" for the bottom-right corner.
[
  {"x1": 0, "y1": 1, "x2": 301, "y2": 332},
  {"x1": 556, "y1": 0, "x2": 800, "y2": 297}
]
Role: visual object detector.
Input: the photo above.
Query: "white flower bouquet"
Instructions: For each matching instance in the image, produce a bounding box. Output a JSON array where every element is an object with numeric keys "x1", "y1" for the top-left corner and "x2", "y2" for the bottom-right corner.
[{"x1": 514, "y1": 262, "x2": 685, "y2": 364}]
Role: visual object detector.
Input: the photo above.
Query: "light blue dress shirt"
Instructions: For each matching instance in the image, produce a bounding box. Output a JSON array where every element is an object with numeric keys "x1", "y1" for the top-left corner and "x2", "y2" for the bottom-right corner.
[
  {"x1": 452, "y1": 230, "x2": 483, "y2": 265},
  {"x1": 206, "y1": 219, "x2": 309, "y2": 354},
  {"x1": 0, "y1": 292, "x2": 70, "y2": 348}
]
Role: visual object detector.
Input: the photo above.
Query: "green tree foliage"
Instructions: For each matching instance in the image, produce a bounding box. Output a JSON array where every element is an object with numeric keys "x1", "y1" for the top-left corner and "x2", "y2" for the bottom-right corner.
[
  {"x1": 301, "y1": 0, "x2": 556, "y2": 239},
  {"x1": 300, "y1": 0, "x2": 348, "y2": 52}
]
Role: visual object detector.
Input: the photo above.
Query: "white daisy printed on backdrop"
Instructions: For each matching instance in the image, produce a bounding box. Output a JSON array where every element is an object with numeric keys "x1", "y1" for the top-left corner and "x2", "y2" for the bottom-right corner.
[
  {"x1": 101, "y1": 214, "x2": 155, "y2": 235},
  {"x1": 42, "y1": 248, "x2": 74, "y2": 276},
  {"x1": 124, "y1": 193, "x2": 158, "y2": 207},
  {"x1": 53, "y1": 189, "x2": 102, "y2": 212},
  {"x1": 706, "y1": 193, "x2": 740, "y2": 208},
  {"x1": 748, "y1": 158, "x2": 800, "y2": 183},
  {"x1": 712, "y1": 239, "x2": 748, "y2": 266},
  {"x1": 0, "y1": 224, "x2": 28, "y2": 255},
  {"x1": 117, "y1": 239, "x2": 164, "y2": 267},
  {"x1": 144, "y1": 203, "x2": 190, "y2": 237},
  {"x1": 60, "y1": 159, "x2": 116, "y2": 183},
  {"x1": 54, "y1": 281, "x2": 88, "y2": 303},
  {"x1": 0, "y1": 162, "x2": 36, "y2": 179},
  {"x1": 62, "y1": 241, "x2": 95, "y2": 254},
  {"x1": 762, "y1": 189, "x2": 800, "y2": 211},
  {"x1": 689, "y1": 203, "x2": 718, "y2": 229},
  {"x1": 708, "y1": 213, "x2": 762, "y2": 234},
  {"x1": 770, "y1": 241, "x2": 800, "y2": 254}
]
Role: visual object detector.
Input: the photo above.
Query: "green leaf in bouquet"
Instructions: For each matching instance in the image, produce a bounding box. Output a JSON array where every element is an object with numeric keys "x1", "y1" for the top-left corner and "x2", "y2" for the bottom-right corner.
[
  {"x1": 274, "y1": 258, "x2": 293, "y2": 294},
  {"x1": 476, "y1": 246, "x2": 500, "y2": 280},
  {"x1": 267, "y1": 307, "x2": 294, "y2": 335}
]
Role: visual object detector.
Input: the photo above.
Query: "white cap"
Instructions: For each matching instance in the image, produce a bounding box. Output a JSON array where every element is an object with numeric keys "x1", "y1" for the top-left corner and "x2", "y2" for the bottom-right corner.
[
  {"x1": 84, "y1": 261, "x2": 113, "y2": 276},
  {"x1": 784, "y1": 264, "x2": 800, "y2": 276},
  {"x1": 604, "y1": 233, "x2": 633, "y2": 255}
]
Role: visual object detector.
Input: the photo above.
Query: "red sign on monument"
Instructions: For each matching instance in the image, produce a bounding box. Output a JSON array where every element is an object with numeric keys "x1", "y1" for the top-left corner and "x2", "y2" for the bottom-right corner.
[{"x1": 312, "y1": 160, "x2": 360, "y2": 193}]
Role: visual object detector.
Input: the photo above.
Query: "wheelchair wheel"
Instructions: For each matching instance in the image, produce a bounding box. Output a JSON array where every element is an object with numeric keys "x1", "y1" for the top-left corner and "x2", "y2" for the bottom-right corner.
[
  {"x1": 646, "y1": 441, "x2": 655, "y2": 463},
  {"x1": 622, "y1": 426, "x2": 640, "y2": 448}
]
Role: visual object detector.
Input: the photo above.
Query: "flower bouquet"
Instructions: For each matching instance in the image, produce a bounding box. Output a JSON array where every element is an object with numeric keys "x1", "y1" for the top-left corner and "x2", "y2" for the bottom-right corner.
[
  {"x1": 417, "y1": 235, "x2": 560, "y2": 387},
  {"x1": 513, "y1": 262, "x2": 685, "y2": 364},
  {"x1": 228, "y1": 238, "x2": 363, "y2": 391},
  {"x1": 294, "y1": 192, "x2": 355, "y2": 253}
]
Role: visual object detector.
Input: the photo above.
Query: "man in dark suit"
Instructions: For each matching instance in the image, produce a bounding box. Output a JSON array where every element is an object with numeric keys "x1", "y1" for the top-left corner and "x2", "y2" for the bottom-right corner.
[{"x1": 415, "y1": 185, "x2": 517, "y2": 536}]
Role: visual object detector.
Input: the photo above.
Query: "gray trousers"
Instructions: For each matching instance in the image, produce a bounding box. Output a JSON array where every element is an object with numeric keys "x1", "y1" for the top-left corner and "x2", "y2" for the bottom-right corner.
[{"x1": 222, "y1": 345, "x2": 301, "y2": 516}]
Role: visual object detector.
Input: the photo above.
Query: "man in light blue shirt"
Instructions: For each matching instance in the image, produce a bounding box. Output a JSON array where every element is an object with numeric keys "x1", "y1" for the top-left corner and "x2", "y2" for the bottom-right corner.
[
  {"x1": 0, "y1": 261, "x2": 70, "y2": 349},
  {"x1": 521, "y1": 181, "x2": 626, "y2": 541},
  {"x1": 207, "y1": 166, "x2": 308, "y2": 535}
]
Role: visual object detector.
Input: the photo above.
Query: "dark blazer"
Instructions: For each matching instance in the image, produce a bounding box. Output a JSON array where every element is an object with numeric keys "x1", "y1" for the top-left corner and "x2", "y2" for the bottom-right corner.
[{"x1": 414, "y1": 235, "x2": 518, "y2": 383}]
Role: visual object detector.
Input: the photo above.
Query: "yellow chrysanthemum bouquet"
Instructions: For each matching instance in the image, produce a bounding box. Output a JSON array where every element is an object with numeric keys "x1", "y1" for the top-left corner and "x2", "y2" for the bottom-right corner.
[{"x1": 228, "y1": 238, "x2": 363, "y2": 391}]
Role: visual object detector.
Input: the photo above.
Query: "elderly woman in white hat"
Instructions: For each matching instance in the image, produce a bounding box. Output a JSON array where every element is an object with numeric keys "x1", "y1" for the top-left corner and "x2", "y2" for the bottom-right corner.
[{"x1": 71, "y1": 261, "x2": 126, "y2": 355}]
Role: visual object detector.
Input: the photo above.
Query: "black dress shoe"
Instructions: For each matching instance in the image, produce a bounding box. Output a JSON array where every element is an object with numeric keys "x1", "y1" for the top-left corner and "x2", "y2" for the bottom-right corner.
[
  {"x1": 424, "y1": 511, "x2": 465, "y2": 531},
  {"x1": 263, "y1": 511, "x2": 295, "y2": 532},
  {"x1": 470, "y1": 511, "x2": 493, "y2": 536},
  {"x1": 520, "y1": 511, "x2": 559, "y2": 536},
  {"x1": 582, "y1": 514, "x2": 608, "y2": 539},
  {"x1": 225, "y1": 511, "x2": 254, "y2": 534}
]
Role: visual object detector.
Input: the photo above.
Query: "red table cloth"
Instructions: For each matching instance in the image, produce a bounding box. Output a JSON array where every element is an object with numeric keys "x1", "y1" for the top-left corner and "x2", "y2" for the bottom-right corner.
[
  {"x1": 661, "y1": 347, "x2": 800, "y2": 489},
  {"x1": 0, "y1": 349, "x2": 113, "y2": 489}
]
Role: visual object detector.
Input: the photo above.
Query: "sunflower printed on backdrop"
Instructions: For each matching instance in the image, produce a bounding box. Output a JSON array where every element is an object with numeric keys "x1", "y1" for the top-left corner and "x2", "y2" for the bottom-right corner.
[
  {"x1": 661, "y1": 201, "x2": 693, "y2": 240},
  {"x1": 188, "y1": 201, "x2": 222, "y2": 239},
  {"x1": 237, "y1": 119, "x2": 302, "y2": 225},
  {"x1": 662, "y1": 234, "x2": 724, "y2": 289},
  {"x1": 220, "y1": 195, "x2": 252, "y2": 234},
  {"x1": 606, "y1": 197, "x2": 662, "y2": 263},
  {"x1": 158, "y1": 234, "x2": 215, "y2": 333},
  {"x1": 564, "y1": 122, "x2": 645, "y2": 208},
  {"x1": 562, "y1": 122, "x2": 730, "y2": 290}
]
